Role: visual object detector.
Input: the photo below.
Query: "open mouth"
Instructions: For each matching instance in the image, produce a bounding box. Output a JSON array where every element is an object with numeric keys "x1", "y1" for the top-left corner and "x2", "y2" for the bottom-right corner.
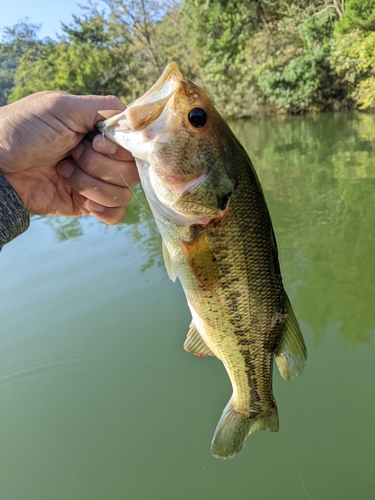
[{"x1": 97, "y1": 63, "x2": 183, "y2": 136}]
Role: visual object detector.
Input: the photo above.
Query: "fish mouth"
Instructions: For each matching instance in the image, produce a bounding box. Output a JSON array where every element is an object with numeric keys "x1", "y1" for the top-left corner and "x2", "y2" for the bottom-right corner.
[
  {"x1": 129, "y1": 62, "x2": 183, "y2": 109},
  {"x1": 97, "y1": 62, "x2": 183, "y2": 142}
]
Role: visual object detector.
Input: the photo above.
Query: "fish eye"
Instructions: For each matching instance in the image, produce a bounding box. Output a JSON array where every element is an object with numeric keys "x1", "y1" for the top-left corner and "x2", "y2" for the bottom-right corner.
[{"x1": 188, "y1": 108, "x2": 207, "y2": 128}]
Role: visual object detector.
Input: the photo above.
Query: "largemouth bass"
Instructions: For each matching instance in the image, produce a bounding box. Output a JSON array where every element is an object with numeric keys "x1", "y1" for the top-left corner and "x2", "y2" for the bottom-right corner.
[{"x1": 97, "y1": 63, "x2": 307, "y2": 459}]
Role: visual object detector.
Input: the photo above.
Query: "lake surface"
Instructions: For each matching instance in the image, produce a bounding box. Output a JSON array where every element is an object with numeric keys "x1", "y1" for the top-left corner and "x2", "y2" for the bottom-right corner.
[{"x1": 1, "y1": 111, "x2": 375, "y2": 499}]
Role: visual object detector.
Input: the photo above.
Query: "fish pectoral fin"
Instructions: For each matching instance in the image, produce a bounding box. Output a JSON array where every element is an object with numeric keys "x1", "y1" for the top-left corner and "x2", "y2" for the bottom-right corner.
[
  {"x1": 184, "y1": 322, "x2": 215, "y2": 357},
  {"x1": 211, "y1": 400, "x2": 279, "y2": 459},
  {"x1": 180, "y1": 234, "x2": 220, "y2": 291},
  {"x1": 162, "y1": 239, "x2": 177, "y2": 282},
  {"x1": 275, "y1": 297, "x2": 307, "y2": 380}
]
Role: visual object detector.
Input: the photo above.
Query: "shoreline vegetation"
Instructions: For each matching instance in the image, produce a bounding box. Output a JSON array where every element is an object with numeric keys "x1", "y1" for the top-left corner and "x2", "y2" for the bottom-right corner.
[{"x1": 1, "y1": 0, "x2": 375, "y2": 117}]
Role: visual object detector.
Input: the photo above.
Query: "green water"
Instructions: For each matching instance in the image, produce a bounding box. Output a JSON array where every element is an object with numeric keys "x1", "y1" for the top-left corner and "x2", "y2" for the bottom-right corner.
[{"x1": 1, "y1": 111, "x2": 375, "y2": 499}]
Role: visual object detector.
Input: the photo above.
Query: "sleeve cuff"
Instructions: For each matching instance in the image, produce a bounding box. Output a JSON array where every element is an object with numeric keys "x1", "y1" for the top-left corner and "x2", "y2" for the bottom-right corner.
[{"x1": 0, "y1": 172, "x2": 30, "y2": 250}]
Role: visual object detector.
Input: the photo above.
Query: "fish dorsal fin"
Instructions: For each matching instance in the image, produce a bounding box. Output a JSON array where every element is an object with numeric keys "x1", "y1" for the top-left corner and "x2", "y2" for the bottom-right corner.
[
  {"x1": 184, "y1": 322, "x2": 215, "y2": 357},
  {"x1": 162, "y1": 239, "x2": 177, "y2": 282},
  {"x1": 275, "y1": 297, "x2": 307, "y2": 380},
  {"x1": 180, "y1": 233, "x2": 219, "y2": 291}
]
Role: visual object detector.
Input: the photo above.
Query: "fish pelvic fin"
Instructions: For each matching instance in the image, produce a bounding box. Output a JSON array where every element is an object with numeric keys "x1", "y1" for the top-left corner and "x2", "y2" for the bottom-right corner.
[
  {"x1": 184, "y1": 322, "x2": 215, "y2": 358},
  {"x1": 211, "y1": 400, "x2": 279, "y2": 459},
  {"x1": 162, "y1": 239, "x2": 177, "y2": 282},
  {"x1": 275, "y1": 297, "x2": 307, "y2": 380}
]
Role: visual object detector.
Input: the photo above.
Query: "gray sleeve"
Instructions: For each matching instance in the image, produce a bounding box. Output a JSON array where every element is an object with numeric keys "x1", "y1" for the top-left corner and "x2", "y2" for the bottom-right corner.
[{"x1": 0, "y1": 172, "x2": 30, "y2": 251}]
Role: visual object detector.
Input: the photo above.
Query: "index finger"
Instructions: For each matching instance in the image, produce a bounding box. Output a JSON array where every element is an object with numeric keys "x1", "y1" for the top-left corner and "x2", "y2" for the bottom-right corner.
[{"x1": 92, "y1": 135, "x2": 134, "y2": 161}]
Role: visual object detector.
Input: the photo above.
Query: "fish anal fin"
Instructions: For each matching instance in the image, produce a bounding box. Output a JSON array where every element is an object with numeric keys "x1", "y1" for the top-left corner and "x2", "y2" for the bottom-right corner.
[
  {"x1": 275, "y1": 297, "x2": 307, "y2": 380},
  {"x1": 211, "y1": 400, "x2": 279, "y2": 459},
  {"x1": 162, "y1": 239, "x2": 177, "y2": 282},
  {"x1": 180, "y1": 234, "x2": 219, "y2": 291},
  {"x1": 184, "y1": 322, "x2": 215, "y2": 357}
]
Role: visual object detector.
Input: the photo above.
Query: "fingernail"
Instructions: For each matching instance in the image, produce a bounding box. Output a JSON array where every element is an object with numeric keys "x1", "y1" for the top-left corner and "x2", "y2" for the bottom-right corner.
[
  {"x1": 58, "y1": 162, "x2": 74, "y2": 178},
  {"x1": 93, "y1": 135, "x2": 118, "y2": 155},
  {"x1": 87, "y1": 200, "x2": 105, "y2": 213},
  {"x1": 121, "y1": 150, "x2": 135, "y2": 161},
  {"x1": 71, "y1": 142, "x2": 85, "y2": 160}
]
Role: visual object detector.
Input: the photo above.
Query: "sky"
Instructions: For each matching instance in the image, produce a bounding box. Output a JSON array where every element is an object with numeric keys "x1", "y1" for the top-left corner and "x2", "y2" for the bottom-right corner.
[{"x1": 1, "y1": 0, "x2": 87, "y2": 39}]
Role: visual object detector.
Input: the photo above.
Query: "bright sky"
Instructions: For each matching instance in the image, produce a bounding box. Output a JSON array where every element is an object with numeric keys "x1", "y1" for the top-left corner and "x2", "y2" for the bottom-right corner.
[{"x1": 0, "y1": 0, "x2": 87, "y2": 39}]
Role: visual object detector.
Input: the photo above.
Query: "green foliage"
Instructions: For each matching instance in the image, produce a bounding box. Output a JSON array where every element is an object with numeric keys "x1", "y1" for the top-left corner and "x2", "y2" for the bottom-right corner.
[
  {"x1": 0, "y1": 52, "x2": 17, "y2": 105},
  {"x1": 355, "y1": 77, "x2": 375, "y2": 109},
  {"x1": 1, "y1": 0, "x2": 375, "y2": 115},
  {"x1": 0, "y1": 21, "x2": 43, "y2": 104},
  {"x1": 255, "y1": 7, "x2": 344, "y2": 113},
  {"x1": 331, "y1": 29, "x2": 375, "y2": 109},
  {"x1": 2, "y1": 0, "x2": 192, "y2": 104},
  {"x1": 180, "y1": 0, "x2": 270, "y2": 116},
  {"x1": 6, "y1": 12, "x2": 138, "y2": 102},
  {"x1": 335, "y1": 0, "x2": 375, "y2": 33},
  {"x1": 202, "y1": 2, "x2": 260, "y2": 115},
  {"x1": 258, "y1": 47, "x2": 333, "y2": 113}
]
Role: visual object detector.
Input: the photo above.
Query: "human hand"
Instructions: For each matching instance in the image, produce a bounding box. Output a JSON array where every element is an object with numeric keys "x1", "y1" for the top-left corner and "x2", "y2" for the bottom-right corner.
[{"x1": 0, "y1": 91, "x2": 139, "y2": 225}]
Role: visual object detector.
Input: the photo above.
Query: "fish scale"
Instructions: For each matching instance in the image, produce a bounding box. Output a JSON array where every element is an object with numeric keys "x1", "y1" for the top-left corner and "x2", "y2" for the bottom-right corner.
[{"x1": 98, "y1": 62, "x2": 307, "y2": 459}]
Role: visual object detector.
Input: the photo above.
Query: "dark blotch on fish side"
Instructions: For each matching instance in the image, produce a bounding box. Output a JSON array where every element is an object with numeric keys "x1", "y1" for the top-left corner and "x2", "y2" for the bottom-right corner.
[{"x1": 217, "y1": 192, "x2": 233, "y2": 211}]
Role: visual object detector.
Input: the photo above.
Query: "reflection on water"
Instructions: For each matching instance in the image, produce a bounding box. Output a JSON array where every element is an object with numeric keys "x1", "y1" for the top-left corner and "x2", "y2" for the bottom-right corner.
[
  {"x1": 230, "y1": 112, "x2": 375, "y2": 348},
  {"x1": 43, "y1": 187, "x2": 164, "y2": 272},
  {"x1": 2, "y1": 111, "x2": 375, "y2": 500},
  {"x1": 44, "y1": 217, "x2": 84, "y2": 241}
]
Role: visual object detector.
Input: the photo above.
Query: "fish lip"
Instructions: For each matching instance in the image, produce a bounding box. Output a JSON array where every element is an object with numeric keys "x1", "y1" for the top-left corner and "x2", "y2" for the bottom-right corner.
[
  {"x1": 97, "y1": 109, "x2": 131, "y2": 132},
  {"x1": 129, "y1": 62, "x2": 182, "y2": 108},
  {"x1": 97, "y1": 62, "x2": 183, "y2": 137}
]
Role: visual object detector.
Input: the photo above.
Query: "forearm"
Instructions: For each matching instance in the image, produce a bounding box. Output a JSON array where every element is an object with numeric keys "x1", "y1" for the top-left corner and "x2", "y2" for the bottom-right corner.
[{"x1": 0, "y1": 172, "x2": 30, "y2": 251}]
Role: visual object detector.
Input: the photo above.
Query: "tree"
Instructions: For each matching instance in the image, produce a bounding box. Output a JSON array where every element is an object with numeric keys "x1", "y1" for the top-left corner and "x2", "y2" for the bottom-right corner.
[
  {"x1": 0, "y1": 52, "x2": 17, "y2": 105},
  {"x1": 2, "y1": 0, "x2": 375, "y2": 114},
  {"x1": 5, "y1": 1, "x2": 190, "y2": 104},
  {"x1": 0, "y1": 21, "x2": 43, "y2": 104},
  {"x1": 6, "y1": 12, "x2": 140, "y2": 102}
]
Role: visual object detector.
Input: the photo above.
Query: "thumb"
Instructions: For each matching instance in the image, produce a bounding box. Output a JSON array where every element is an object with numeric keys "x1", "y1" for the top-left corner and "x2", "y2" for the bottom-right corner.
[
  {"x1": 62, "y1": 94, "x2": 126, "y2": 133},
  {"x1": 97, "y1": 109, "x2": 124, "y2": 120}
]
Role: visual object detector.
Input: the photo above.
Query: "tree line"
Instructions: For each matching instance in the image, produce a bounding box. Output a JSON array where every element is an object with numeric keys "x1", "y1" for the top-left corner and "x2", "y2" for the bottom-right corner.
[{"x1": 0, "y1": 0, "x2": 374, "y2": 117}]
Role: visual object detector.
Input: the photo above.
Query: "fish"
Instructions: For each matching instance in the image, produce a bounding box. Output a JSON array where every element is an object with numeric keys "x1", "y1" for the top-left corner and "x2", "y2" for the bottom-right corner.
[{"x1": 97, "y1": 62, "x2": 307, "y2": 459}]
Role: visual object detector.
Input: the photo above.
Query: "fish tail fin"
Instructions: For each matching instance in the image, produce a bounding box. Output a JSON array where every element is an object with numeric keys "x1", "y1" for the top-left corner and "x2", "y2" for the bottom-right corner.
[{"x1": 211, "y1": 400, "x2": 279, "y2": 459}]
